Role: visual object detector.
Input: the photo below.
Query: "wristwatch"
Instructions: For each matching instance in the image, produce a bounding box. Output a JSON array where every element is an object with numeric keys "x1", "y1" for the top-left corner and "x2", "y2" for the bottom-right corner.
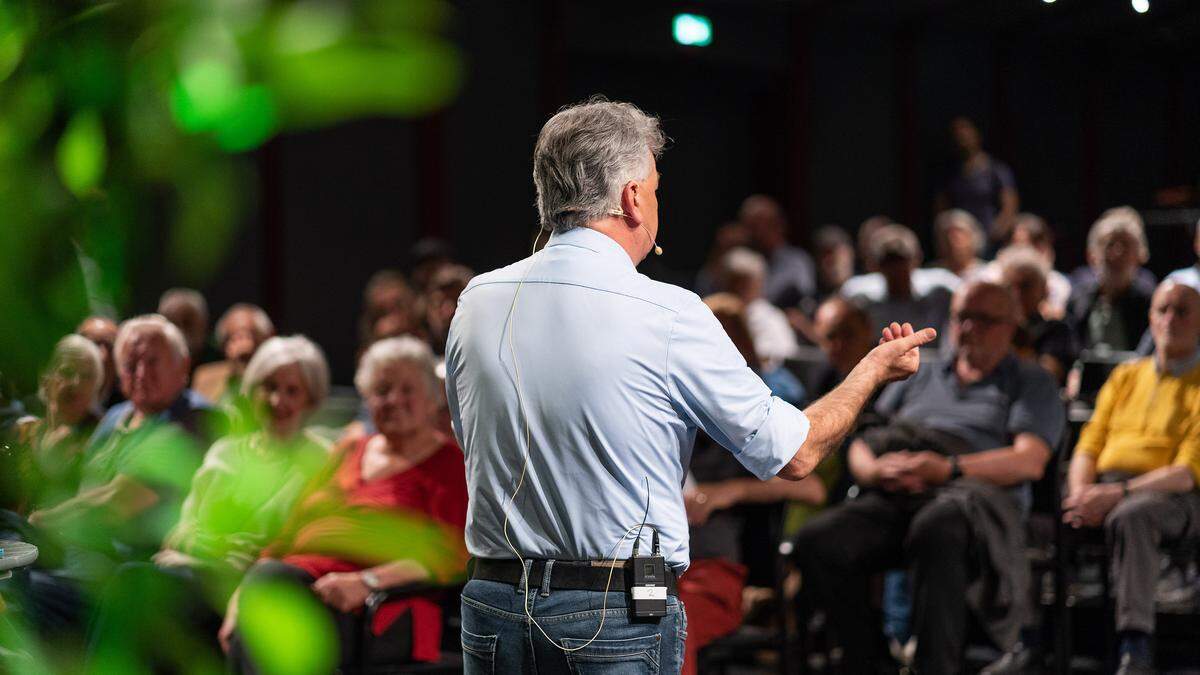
[
  {"x1": 948, "y1": 455, "x2": 963, "y2": 481},
  {"x1": 360, "y1": 570, "x2": 383, "y2": 591}
]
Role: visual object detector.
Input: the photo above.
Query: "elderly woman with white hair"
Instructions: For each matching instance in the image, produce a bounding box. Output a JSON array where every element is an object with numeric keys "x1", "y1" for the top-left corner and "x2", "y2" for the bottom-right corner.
[
  {"x1": 1066, "y1": 207, "x2": 1157, "y2": 352},
  {"x1": 9, "y1": 335, "x2": 105, "y2": 512},
  {"x1": 156, "y1": 335, "x2": 332, "y2": 573},
  {"x1": 221, "y1": 336, "x2": 468, "y2": 671}
]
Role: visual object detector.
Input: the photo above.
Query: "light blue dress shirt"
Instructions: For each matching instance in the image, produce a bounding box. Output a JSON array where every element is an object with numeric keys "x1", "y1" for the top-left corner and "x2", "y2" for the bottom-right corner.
[{"x1": 445, "y1": 227, "x2": 810, "y2": 570}]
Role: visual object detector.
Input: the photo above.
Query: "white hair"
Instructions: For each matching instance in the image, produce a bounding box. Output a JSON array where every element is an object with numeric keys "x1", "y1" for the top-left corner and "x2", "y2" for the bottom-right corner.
[
  {"x1": 721, "y1": 247, "x2": 768, "y2": 281},
  {"x1": 114, "y1": 314, "x2": 190, "y2": 371},
  {"x1": 240, "y1": 335, "x2": 330, "y2": 406},
  {"x1": 935, "y1": 209, "x2": 985, "y2": 256},
  {"x1": 215, "y1": 303, "x2": 275, "y2": 345},
  {"x1": 1088, "y1": 205, "x2": 1149, "y2": 263},
  {"x1": 39, "y1": 334, "x2": 104, "y2": 405},
  {"x1": 533, "y1": 97, "x2": 666, "y2": 233},
  {"x1": 355, "y1": 336, "x2": 439, "y2": 397},
  {"x1": 997, "y1": 245, "x2": 1049, "y2": 285}
]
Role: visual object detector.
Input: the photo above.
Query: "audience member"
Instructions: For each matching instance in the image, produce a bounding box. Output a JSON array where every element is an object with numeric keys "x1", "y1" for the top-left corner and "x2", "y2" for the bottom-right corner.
[
  {"x1": 407, "y1": 237, "x2": 456, "y2": 292},
  {"x1": 1006, "y1": 213, "x2": 1071, "y2": 318},
  {"x1": 192, "y1": 303, "x2": 276, "y2": 405},
  {"x1": 10, "y1": 335, "x2": 105, "y2": 512},
  {"x1": 358, "y1": 270, "x2": 422, "y2": 353},
  {"x1": 1063, "y1": 280, "x2": 1200, "y2": 675},
  {"x1": 1163, "y1": 217, "x2": 1200, "y2": 292},
  {"x1": 739, "y1": 194, "x2": 816, "y2": 307},
  {"x1": 421, "y1": 264, "x2": 473, "y2": 358},
  {"x1": 158, "y1": 288, "x2": 217, "y2": 366},
  {"x1": 998, "y1": 246, "x2": 1078, "y2": 383},
  {"x1": 87, "y1": 336, "x2": 333, "y2": 673},
  {"x1": 160, "y1": 335, "x2": 331, "y2": 574},
  {"x1": 704, "y1": 293, "x2": 804, "y2": 407},
  {"x1": 935, "y1": 117, "x2": 1019, "y2": 248},
  {"x1": 1066, "y1": 208, "x2": 1156, "y2": 352},
  {"x1": 77, "y1": 316, "x2": 121, "y2": 411},
  {"x1": 808, "y1": 296, "x2": 878, "y2": 398},
  {"x1": 841, "y1": 224, "x2": 957, "y2": 343},
  {"x1": 222, "y1": 336, "x2": 468, "y2": 670},
  {"x1": 678, "y1": 294, "x2": 821, "y2": 674},
  {"x1": 792, "y1": 281, "x2": 1063, "y2": 674},
  {"x1": 694, "y1": 221, "x2": 750, "y2": 298},
  {"x1": 720, "y1": 247, "x2": 800, "y2": 368},
  {"x1": 931, "y1": 209, "x2": 987, "y2": 280},
  {"x1": 856, "y1": 215, "x2": 893, "y2": 274},
  {"x1": 812, "y1": 225, "x2": 855, "y2": 301},
  {"x1": 28, "y1": 316, "x2": 219, "y2": 559}
]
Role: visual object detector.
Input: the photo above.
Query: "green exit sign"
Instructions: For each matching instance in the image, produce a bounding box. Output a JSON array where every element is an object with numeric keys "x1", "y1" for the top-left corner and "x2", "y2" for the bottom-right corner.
[{"x1": 672, "y1": 13, "x2": 712, "y2": 47}]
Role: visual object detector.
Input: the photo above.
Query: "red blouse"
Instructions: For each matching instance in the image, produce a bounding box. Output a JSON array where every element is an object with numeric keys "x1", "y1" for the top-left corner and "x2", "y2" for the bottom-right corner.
[{"x1": 275, "y1": 435, "x2": 468, "y2": 662}]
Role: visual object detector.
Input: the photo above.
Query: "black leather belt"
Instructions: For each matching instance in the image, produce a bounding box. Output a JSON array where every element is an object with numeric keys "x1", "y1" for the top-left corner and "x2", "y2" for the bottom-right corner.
[{"x1": 469, "y1": 557, "x2": 678, "y2": 595}]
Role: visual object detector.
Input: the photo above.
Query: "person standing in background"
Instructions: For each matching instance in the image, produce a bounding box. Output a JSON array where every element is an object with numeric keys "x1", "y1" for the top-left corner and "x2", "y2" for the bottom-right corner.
[{"x1": 934, "y1": 117, "x2": 1019, "y2": 251}]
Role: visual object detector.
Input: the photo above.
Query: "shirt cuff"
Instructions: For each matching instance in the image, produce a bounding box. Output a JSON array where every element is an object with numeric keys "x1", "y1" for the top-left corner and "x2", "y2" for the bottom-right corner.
[{"x1": 735, "y1": 396, "x2": 811, "y2": 481}]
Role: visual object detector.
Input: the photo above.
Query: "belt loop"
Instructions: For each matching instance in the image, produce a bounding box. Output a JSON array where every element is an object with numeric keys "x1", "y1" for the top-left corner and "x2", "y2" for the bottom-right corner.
[
  {"x1": 539, "y1": 560, "x2": 555, "y2": 597},
  {"x1": 518, "y1": 558, "x2": 533, "y2": 594}
]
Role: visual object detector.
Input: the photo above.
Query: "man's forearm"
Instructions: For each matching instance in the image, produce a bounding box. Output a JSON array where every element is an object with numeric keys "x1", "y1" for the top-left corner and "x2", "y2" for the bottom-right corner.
[
  {"x1": 958, "y1": 437, "x2": 1051, "y2": 487},
  {"x1": 1129, "y1": 465, "x2": 1195, "y2": 494},
  {"x1": 781, "y1": 361, "x2": 881, "y2": 480},
  {"x1": 1066, "y1": 453, "x2": 1098, "y2": 498}
]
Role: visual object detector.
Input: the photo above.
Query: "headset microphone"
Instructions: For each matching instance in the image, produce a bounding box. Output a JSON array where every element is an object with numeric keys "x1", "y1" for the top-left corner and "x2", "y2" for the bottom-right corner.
[{"x1": 641, "y1": 223, "x2": 663, "y2": 256}]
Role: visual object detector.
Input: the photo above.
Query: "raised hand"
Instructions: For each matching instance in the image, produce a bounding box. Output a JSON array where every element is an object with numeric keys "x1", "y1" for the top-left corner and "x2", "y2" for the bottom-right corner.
[{"x1": 865, "y1": 322, "x2": 937, "y2": 384}]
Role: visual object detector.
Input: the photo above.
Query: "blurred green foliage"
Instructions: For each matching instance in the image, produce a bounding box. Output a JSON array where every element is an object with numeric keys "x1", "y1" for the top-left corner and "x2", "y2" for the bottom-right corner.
[{"x1": 0, "y1": 0, "x2": 462, "y2": 396}]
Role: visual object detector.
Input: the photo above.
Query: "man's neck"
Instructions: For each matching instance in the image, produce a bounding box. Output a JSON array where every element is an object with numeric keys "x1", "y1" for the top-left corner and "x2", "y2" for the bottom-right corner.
[
  {"x1": 955, "y1": 352, "x2": 1004, "y2": 384},
  {"x1": 582, "y1": 220, "x2": 645, "y2": 266},
  {"x1": 1156, "y1": 346, "x2": 1200, "y2": 375}
]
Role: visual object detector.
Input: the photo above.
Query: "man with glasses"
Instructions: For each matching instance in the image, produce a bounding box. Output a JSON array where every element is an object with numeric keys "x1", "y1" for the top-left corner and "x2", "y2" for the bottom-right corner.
[{"x1": 792, "y1": 280, "x2": 1064, "y2": 675}]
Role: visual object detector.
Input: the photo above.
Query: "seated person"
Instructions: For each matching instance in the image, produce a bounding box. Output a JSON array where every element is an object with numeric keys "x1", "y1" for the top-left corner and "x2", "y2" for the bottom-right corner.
[
  {"x1": 159, "y1": 288, "x2": 219, "y2": 367},
  {"x1": 841, "y1": 224, "x2": 957, "y2": 343},
  {"x1": 86, "y1": 335, "x2": 334, "y2": 673},
  {"x1": 221, "y1": 336, "x2": 468, "y2": 671},
  {"x1": 792, "y1": 281, "x2": 1064, "y2": 675},
  {"x1": 1066, "y1": 207, "x2": 1156, "y2": 353},
  {"x1": 812, "y1": 225, "x2": 856, "y2": 304},
  {"x1": 998, "y1": 245, "x2": 1078, "y2": 384},
  {"x1": 77, "y1": 316, "x2": 122, "y2": 412},
  {"x1": 9, "y1": 335, "x2": 105, "y2": 512},
  {"x1": 159, "y1": 335, "x2": 332, "y2": 574},
  {"x1": 192, "y1": 303, "x2": 275, "y2": 406},
  {"x1": 10, "y1": 316, "x2": 218, "y2": 637},
  {"x1": 421, "y1": 264, "x2": 474, "y2": 358},
  {"x1": 931, "y1": 209, "x2": 987, "y2": 281},
  {"x1": 740, "y1": 194, "x2": 817, "y2": 308},
  {"x1": 1062, "y1": 280, "x2": 1200, "y2": 675},
  {"x1": 1005, "y1": 213, "x2": 1071, "y2": 319},
  {"x1": 719, "y1": 248, "x2": 800, "y2": 369}
]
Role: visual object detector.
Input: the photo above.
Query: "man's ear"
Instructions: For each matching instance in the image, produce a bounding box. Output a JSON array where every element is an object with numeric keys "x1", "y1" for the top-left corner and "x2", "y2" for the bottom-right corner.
[{"x1": 619, "y1": 180, "x2": 644, "y2": 226}]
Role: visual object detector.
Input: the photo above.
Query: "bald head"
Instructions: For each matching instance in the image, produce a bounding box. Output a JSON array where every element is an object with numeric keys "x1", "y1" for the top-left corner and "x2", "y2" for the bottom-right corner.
[
  {"x1": 950, "y1": 280, "x2": 1019, "y2": 372},
  {"x1": 1150, "y1": 280, "x2": 1200, "y2": 360},
  {"x1": 814, "y1": 297, "x2": 874, "y2": 376}
]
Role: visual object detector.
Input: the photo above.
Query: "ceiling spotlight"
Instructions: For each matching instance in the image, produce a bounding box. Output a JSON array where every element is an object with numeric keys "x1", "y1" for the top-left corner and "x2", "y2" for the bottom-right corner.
[
  {"x1": 1132, "y1": 0, "x2": 1149, "y2": 13},
  {"x1": 1042, "y1": 0, "x2": 1055, "y2": 3}
]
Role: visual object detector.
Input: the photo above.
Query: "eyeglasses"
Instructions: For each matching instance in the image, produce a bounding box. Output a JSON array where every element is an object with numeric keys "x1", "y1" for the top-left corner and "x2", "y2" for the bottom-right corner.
[{"x1": 951, "y1": 311, "x2": 1010, "y2": 328}]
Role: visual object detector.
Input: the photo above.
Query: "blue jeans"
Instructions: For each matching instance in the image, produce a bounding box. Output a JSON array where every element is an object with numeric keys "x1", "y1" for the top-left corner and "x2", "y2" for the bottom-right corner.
[{"x1": 460, "y1": 573, "x2": 686, "y2": 674}]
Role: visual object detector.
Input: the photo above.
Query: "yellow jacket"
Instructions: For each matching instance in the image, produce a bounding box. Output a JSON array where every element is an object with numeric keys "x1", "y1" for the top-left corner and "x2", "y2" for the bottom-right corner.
[{"x1": 1075, "y1": 357, "x2": 1200, "y2": 483}]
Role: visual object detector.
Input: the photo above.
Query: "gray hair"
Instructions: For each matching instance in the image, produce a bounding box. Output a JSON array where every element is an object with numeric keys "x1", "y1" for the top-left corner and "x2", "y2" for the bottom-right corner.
[
  {"x1": 240, "y1": 335, "x2": 330, "y2": 406},
  {"x1": 721, "y1": 247, "x2": 768, "y2": 281},
  {"x1": 1088, "y1": 205, "x2": 1149, "y2": 263},
  {"x1": 158, "y1": 287, "x2": 208, "y2": 321},
  {"x1": 355, "y1": 336, "x2": 440, "y2": 397},
  {"x1": 114, "y1": 314, "x2": 190, "y2": 371},
  {"x1": 997, "y1": 245, "x2": 1049, "y2": 286},
  {"x1": 935, "y1": 209, "x2": 985, "y2": 256},
  {"x1": 869, "y1": 224, "x2": 923, "y2": 265},
  {"x1": 215, "y1": 303, "x2": 275, "y2": 346},
  {"x1": 39, "y1": 334, "x2": 104, "y2": 405},
  {"x1": 533, "y1": 97, "x2": 666, "y2": 233}
]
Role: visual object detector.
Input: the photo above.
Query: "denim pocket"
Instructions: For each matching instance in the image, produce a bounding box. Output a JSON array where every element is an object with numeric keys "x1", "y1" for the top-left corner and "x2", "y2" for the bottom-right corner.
[
  {"x1": 562, "y1": 633, "x2": 661, "y2": 674},
  {"x1": 461, "y1": 627, "x2": 497, "y2": 675}
]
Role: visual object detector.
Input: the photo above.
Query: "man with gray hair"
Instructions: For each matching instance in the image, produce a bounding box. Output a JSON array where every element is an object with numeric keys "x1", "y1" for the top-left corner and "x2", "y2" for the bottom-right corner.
[{"x1": 445, "y1": 97, "x2": 936, "y2": 674}]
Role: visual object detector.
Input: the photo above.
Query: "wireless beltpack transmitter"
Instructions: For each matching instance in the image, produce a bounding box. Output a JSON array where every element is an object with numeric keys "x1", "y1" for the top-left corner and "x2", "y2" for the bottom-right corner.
[{"x1": 629, "y1": 527, "x2": 668, "y2": 618}]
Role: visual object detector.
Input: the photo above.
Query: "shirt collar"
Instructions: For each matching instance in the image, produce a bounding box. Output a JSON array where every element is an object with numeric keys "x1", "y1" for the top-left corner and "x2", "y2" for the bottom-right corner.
[
  {"x1": 1157, "y1": 347, "x2": 1200, "y2": 377},
  {"x1": 545, "y1": 226, "x2": 636, "y2": 272}
]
